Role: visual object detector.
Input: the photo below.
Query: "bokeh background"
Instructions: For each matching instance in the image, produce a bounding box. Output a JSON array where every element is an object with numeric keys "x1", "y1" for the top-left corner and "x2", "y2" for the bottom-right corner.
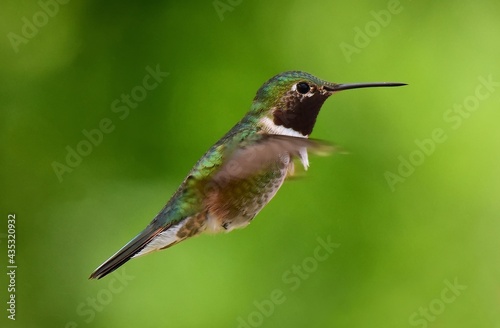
[{"x1": 1, "y1": 1, "x2": 499, "y2": 327}]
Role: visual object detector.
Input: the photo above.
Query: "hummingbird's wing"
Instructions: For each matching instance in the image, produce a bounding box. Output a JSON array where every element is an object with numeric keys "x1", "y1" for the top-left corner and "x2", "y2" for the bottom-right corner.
[
  {"x1": 202, "y1": 134, "x2": 335, "y2": 230},
  {"x1": 213, "y1": 134, "x2": 334, "y2": 182}
]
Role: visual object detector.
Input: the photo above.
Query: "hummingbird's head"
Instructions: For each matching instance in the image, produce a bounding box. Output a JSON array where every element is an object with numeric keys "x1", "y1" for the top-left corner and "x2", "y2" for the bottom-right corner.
[{"x1": 252, "y1": 71, "x2": 406, "y2": 136}]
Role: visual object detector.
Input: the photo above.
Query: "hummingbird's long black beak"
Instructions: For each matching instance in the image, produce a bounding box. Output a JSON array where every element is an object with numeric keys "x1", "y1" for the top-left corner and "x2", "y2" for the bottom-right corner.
[{"x1": 324, "y1": 82, "x2": 407, "y2": 92}]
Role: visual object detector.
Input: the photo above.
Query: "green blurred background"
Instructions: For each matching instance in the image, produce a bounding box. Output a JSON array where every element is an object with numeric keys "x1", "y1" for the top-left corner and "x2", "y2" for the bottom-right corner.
[{"x1": 1, "y1": 0, "x2": 499, "y2": 327}]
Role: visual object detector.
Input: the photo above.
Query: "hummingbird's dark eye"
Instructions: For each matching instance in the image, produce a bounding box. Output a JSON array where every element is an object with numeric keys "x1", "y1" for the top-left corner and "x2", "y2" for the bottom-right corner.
[{"x1": 296, "y1": 82, "x2": 310, "y2": 94}]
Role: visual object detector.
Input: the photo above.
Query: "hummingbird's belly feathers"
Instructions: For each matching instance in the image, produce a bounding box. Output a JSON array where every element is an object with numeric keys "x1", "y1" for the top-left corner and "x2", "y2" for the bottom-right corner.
[{"x1": 204, "y1": 154, "x2": 291, "y2": 232}]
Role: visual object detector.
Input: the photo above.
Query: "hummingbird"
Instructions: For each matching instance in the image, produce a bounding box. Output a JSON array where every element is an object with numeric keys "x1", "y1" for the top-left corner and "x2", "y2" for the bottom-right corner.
[{"x1": 89, "y1": 71, "x2": 406, "y2": 279}]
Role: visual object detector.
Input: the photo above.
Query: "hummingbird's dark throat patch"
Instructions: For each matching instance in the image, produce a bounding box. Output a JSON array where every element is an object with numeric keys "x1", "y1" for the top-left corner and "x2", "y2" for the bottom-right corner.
[{"x1": 272, "y1": 92, "x2": 327, "y2": 136}]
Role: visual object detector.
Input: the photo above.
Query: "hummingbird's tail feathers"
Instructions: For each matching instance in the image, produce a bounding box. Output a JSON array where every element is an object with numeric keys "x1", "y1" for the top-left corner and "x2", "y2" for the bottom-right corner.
[
  {"x1": 132, "y1": 221, "x2": 185, "y2": 258},
  {"x1": 89, "y1": 221, "x2": 184, "y2": 280}
]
